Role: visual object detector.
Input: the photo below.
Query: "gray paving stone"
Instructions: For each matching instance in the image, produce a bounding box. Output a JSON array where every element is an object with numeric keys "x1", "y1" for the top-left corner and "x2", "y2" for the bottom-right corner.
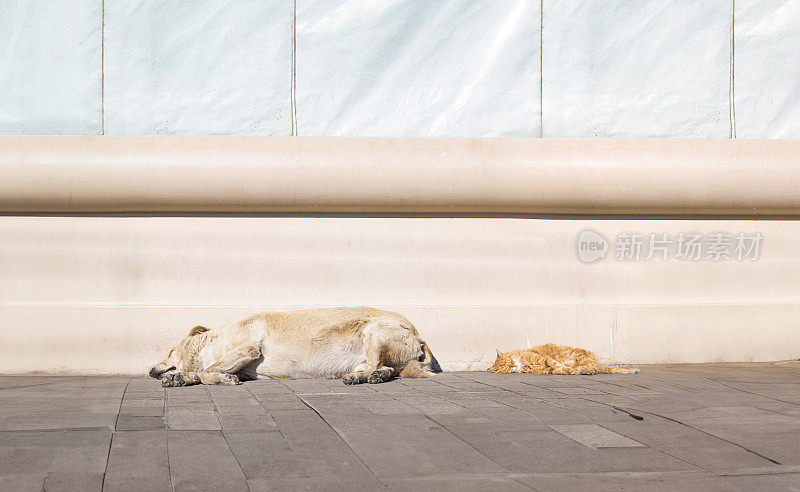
[
  {"x1": 281, "y1": 378, "x2": 338, "y2": 394},
  {"x1": 550, "y1": 424, "x2": 646, "y2": 448},
  {"x1": 728, "y1": 472, "x2": 800, "y2": 490},
  {"x1": 549, "y1": 386, "x2": 610, "y2": 396},
  {"x1": 456, "y1": 371, "x2": 560, "y2": 394},
  {"x1": 216, "y1": 406, "x2": 278, "y2": 432},
  {"x1": 597, "y1": 447, "x2": 699, "y2": 472},
  {"x1": 166, "y1": 408, "x2": 220, "y2": 431},
  {"x1": 665, "y1": 405, "x2": 789, "y2": 421},
  {"x1": 452, "y1": 429, "x2": 627, "y2": 474},
  {"x1": 0, "y1": 377, "x2": 66, "y2": 390},
  {"x1": 661, "y1": 443, "x2": 782, "y2": 473},
  {"x1": 437, "y1": 412, "x2": 548, "y2": 436},
  {"x1": 104, "y1": 430, "x2": 171, "y2": 492},
  {"x1": 43, "y1": 471, "x2": 103, "y2": 491},
  {"x1": 351, "y1": 396, "x2": 420, "y2": 416},
  {"x1": 248, "y1": 476, "x2": 387, "y2": 492},
  {"x1": 394, "y1": 394, "x2": 468, "y2": 415},
  {"x1": 398, "y1": 377, "x2": 475, "y2": 393},
  {"x1": 164, "y1": 385, "x2": 211, "y2": 405},
  {"x1": 224, "y1": 431, "x2": 308, "y2": 479},
  {"x1": 115, "y1": 414, "x2": 166, "y2": 431},
  {"x1": 264, "y1": 409, "x2": 385, "y2": 488},
  {"x1": 384, "y1": 474, "x2": 532, "y2": 491},
  {"x1": 167, "y1": 431, "x2": 249, "y2": 492},
  {"x1": 208, "y1": 384, "x2": 262, "y2": 407},
  {"x1": 517, "y1": 471, "x2": 737, "y2": 491},
  {"x1": 542, "y1": 397, "x2": 639, "y2": 422},
  {"x1": 509, "y1": 374, "x2": 588, "y2": 388},
  {"x1": 250, "y1": 393, "x2": 311, "y2": 411},
  {"x1": 227, "y1": 429, "x2": 384, "y2": 490},
  {"x1": 729, "y1": 434, "x2": 800, "y2": 466},
  {"x1": 119, "y1": 401, "x2": 164, "y2": 417},
  {"x1": 0, "y1": 474, "x2": 45, "y2": 492},
  {"x1": 246, "y1": 378, "x2": 295, "y2": 393},
  {"x1": 439, "y1": 392, "x2": 512, "y2": 409},
  {"x1": 488, "y1": 394, "x2": 595, "y2": 425},
  {"x1": 0, "y1": 402, "x2": 118, "y2": 432},
  {"x1": 599, "y1": 420, "x2": 728, "y2": 449},
  {"x1": 298, "y1": 397, "x2": 508, "y2": 479},
  {"x1": 0, "y1": 430, "x2": 111, "y2": 475},
  {"x1": 752, "y1": 401, "x2": 800, "y2": 417}
]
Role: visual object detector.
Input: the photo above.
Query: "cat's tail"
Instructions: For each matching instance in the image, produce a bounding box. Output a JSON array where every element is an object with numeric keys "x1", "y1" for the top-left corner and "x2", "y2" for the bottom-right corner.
[{"x1": 599, "y1": 365, "x2": 640, "y2": 374}]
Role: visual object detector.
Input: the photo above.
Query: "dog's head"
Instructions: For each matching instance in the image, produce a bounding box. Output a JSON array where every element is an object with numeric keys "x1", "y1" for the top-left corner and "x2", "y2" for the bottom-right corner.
[
  {"x1": 398, "y1": 339, "x2": 442, "y2": 378},
  {"x1": 419, "y1": 340, "x2": 442, "y2": 374},
  {"x1": 148, "y1": 325, "x2": 210, "y2": 379}
]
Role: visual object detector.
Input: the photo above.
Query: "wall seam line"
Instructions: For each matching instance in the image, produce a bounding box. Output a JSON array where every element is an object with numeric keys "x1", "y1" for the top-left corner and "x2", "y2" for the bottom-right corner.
[
  {"x1": 539, "y1": 0, "x2": 544, "y2": 138},
  {"x1": 100, "y1": 0, "x2": 105, "y2": 135},
  {"x1": 290, "y1": 0, "x2": 297, "y2": 136},
  {"x1": 729, "y1": 0, "x2": 736, "y2": 139}
]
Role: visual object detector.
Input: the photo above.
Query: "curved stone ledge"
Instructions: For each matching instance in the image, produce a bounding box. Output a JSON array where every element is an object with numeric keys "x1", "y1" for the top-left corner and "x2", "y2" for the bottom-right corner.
[{"x1": 1, "y1": 136, "x2": 799, "y2": 215}]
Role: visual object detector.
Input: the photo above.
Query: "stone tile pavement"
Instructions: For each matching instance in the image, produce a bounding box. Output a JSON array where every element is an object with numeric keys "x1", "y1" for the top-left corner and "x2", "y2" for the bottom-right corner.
[{"x1": 1, "y1": 363, "x2": 799, "y2": 491}]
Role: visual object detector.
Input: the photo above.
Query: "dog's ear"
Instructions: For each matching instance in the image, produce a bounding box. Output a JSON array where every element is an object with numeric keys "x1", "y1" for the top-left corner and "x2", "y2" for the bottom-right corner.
[{"x1": 188, "y1": 325, "x2": 210, "y2": 337}]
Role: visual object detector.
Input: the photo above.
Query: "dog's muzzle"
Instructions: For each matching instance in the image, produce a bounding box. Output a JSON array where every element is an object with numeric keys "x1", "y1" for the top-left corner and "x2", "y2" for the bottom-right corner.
[{"x1": 149, "y1": 365, "x2": 175, "y2": 379}]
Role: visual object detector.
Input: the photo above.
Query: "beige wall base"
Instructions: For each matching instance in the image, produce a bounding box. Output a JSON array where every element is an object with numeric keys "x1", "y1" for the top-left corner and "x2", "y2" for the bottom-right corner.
[{"x1": 1, "y1": 216, "x2": 797, "y2": 374}]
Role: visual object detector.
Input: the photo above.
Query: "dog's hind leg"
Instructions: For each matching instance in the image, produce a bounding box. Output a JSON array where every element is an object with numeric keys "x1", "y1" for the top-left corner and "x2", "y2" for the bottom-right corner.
[
  {"x1": 342, "y1": 349, "x2": 398, "y2": 385},
  {"x1": 342, "y1": 343, "x2": 378, "y2": 385},
  {"x1": 342, "y1": 341, "x2": 396, "y2": 385},
  {"x1": 198, "y1": 346, "x2": 262, "y2": 386}
]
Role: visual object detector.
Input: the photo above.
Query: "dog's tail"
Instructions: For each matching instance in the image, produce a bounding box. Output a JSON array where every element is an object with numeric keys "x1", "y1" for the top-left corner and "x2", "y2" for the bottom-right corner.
[{"x1": 599, "y1": 365, "x2": 640, "y2": 374}]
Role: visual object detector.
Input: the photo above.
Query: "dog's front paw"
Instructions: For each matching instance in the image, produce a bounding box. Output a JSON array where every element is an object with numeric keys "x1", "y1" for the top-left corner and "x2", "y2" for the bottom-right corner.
[
  {"x1": 219, "y1": 374, "x2": 241, "y2": 386},
  {"x1": 161, "y1": 373, "x2": 185, "y2": 387},
  {"x1": 342, "y1": 373, "x2": 366, "y2": 385},
  {"x1": 367, "y1": 369, "x2": 392, "y2": 384}
]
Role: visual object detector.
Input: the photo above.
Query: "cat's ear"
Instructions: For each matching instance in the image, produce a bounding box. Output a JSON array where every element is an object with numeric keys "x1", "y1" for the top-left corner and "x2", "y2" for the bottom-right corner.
[{"x1": 496, "y1": 349, "x2": 503, "y2": 357}]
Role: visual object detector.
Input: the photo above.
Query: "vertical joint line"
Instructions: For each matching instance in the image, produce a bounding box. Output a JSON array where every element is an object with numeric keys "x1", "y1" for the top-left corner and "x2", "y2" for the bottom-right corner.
[
  {"x1": 290, "y1": 0, "x2": 297, "y2": 136},
  {"x1": 539, "y1": 0, "x2": 544, "y2": 138},
  {"x1": 729, "y1": 0, "x2": 736, "y2": 139},
  {"x1": 100, "y1": 0, "x2": 105, "y2": 135}
]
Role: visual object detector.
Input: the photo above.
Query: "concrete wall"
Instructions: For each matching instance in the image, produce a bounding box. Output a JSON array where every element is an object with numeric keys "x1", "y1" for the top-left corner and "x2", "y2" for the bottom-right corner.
[
  {"x1": 2, "y1": 215, "x2": 799, "y2": 374},
  {"x1": 1, "y1": 0, "x2": 799, "y2": 138}
]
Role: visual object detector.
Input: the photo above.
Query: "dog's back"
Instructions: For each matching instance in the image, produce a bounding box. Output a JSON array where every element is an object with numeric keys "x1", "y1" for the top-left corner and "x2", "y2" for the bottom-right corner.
[{"x1": 256, "y1": 307, "x2": 411, "y2": 378}]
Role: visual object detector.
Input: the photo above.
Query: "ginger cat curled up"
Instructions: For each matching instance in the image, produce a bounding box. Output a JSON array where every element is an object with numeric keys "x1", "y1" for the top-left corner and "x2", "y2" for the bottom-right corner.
[{"x1": 489, "y1": 343, "x2": 639, "y2": 375}]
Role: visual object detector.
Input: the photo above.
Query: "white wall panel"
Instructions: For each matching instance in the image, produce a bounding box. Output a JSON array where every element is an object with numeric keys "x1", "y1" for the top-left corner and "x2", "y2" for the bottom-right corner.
[
  {"x1": 734, "y1": 0, "x2": 800, "y2": 138},
  {"x1": 295, "y1": 0, "x2": 540, "y2": 137},
  {"x1": 542, "y1": 0, "x2": 731, "y2": 138},
  {"x1": 0, "y1": 1, "x2": 101, "y2": 134},
  {"x1": 1, "y1": 217, "x2": 798, "y2": 374},
  {"x1": 103, "y1": 0, "x2": 292, "y2": 135}
]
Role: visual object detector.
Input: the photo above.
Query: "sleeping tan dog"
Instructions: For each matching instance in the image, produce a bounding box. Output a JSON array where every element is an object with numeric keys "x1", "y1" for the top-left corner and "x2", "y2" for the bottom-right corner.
[{"x1": 149, "y1": 306, "x2": 439, "y2": 387}]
